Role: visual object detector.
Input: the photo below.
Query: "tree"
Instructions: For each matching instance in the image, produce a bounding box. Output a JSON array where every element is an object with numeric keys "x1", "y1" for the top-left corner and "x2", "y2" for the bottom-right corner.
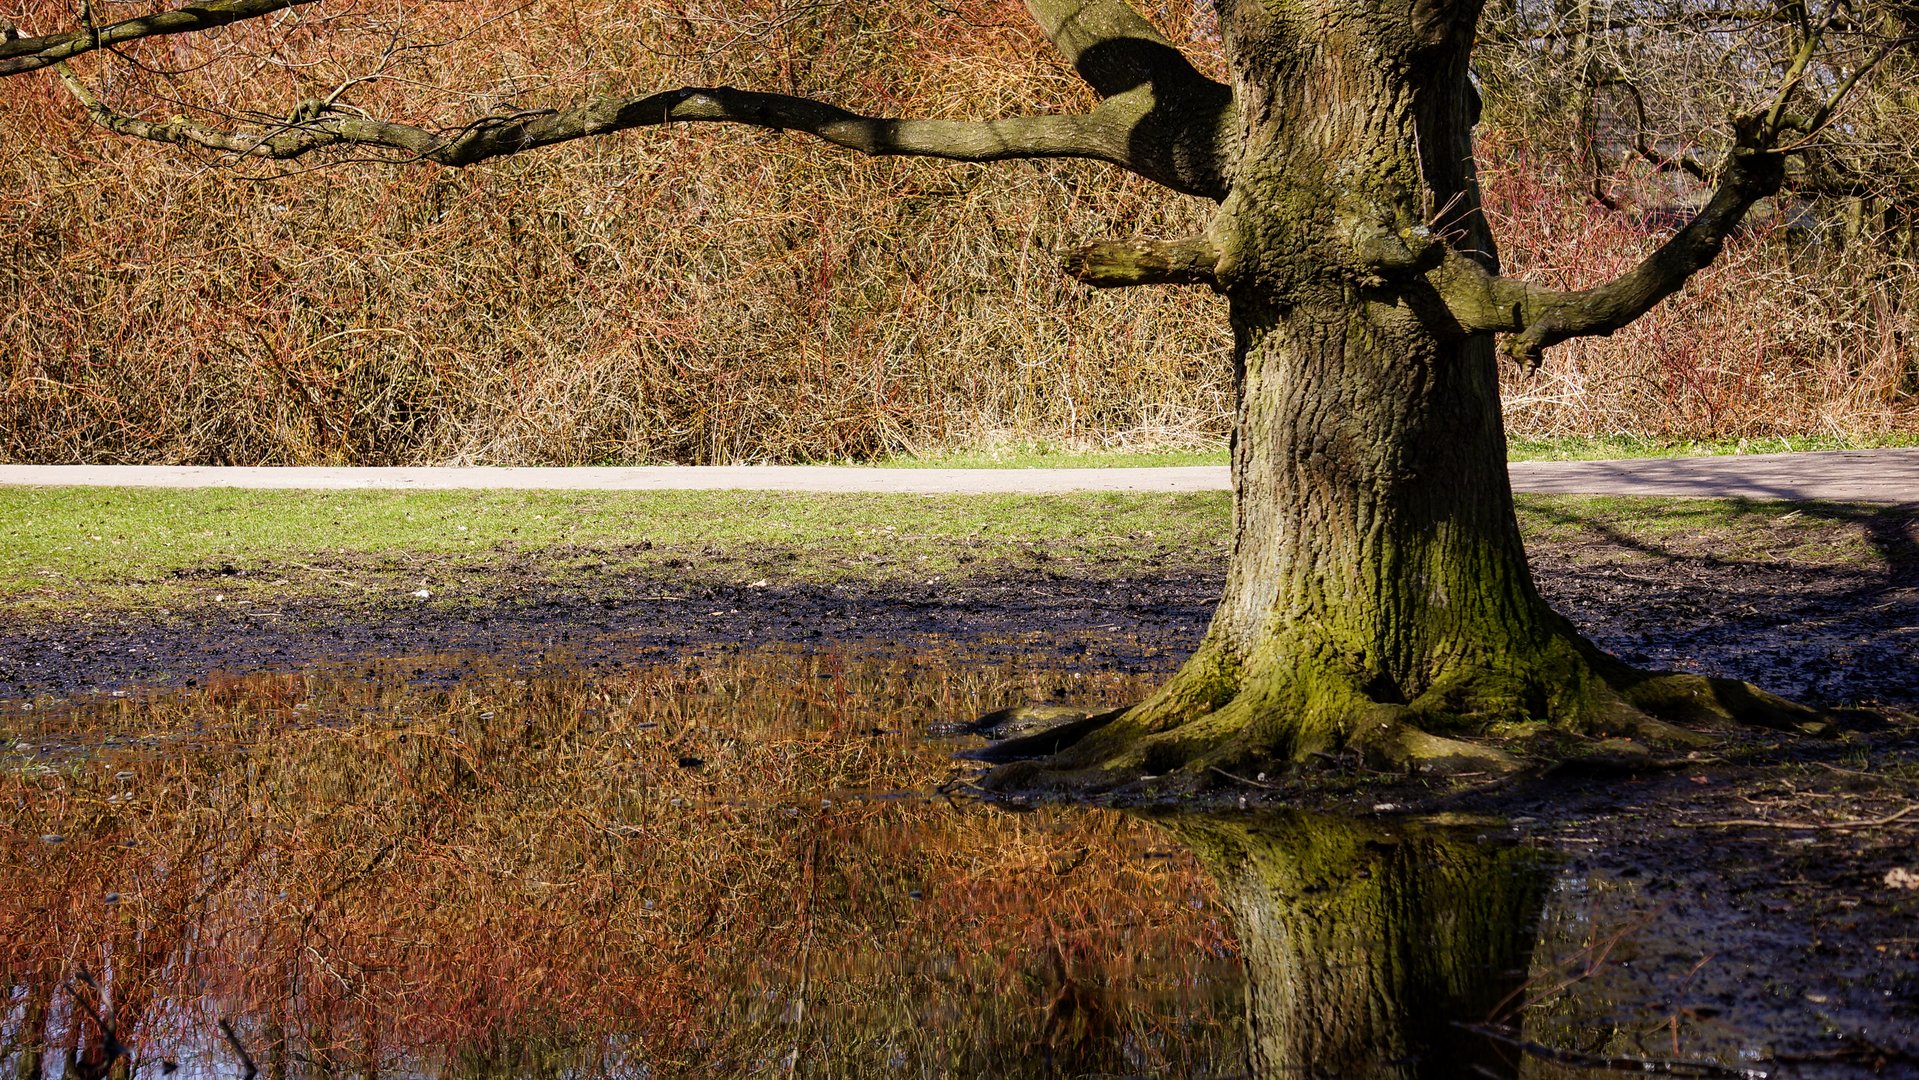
[{"x1": 6, "y1": 0, "x2": 1908, "y2": 788}]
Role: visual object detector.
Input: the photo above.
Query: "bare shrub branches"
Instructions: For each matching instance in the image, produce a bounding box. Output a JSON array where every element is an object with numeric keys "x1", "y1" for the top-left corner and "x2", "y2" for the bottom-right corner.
[
  {"x1": 0, "y1": 0, "x2": 318, "y2": 77},
  {"x1": 1, "y1": 0, "x2": 1910, "y2": 462},
  {"x1": 1459, "y1": 0, "x2": 1917, "y2": 369},
  {"x1": 0, "y1": 1, "x2": 1234, "y2": 464}
]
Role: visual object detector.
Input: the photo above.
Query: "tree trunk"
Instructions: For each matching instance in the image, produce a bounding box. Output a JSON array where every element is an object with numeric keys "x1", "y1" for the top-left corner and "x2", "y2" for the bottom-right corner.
[{"x1": 987, "y1": 0, "x2": 1823, "y2": 786}]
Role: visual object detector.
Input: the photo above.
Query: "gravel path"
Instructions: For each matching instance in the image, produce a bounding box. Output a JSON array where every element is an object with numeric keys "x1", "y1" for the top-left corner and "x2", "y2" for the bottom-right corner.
[{"x1": 0, "y1": 448, "x2": 1914, "y2": 502}]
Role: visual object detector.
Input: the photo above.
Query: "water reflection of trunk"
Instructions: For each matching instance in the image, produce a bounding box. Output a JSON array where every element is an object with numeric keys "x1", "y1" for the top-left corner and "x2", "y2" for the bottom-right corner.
[{"x1": 1170, "y1": 812, "x2": 1550, "y2": 1080}]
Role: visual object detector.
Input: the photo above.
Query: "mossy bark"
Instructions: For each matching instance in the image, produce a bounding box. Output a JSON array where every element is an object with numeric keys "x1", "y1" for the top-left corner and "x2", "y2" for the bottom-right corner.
[{"x1": 1169, "y1": 811, "x2": 1550, "y2": 1079}]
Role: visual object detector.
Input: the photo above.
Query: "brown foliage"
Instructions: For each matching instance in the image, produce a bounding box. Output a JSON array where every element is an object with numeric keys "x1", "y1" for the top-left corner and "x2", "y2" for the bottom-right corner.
[
  {"x1": 1478, "y1": 0, "x2": 1919, "y2": 438},
  {"x1": 1485, "y1": 136, "x2": 1919, "y2": 438},
  {"x1": 0, "y1": 0, "x2": 1911, "y2": 463},
  {"x1": 0, "y1": 0, "x2": 1232, "y2": 465}
]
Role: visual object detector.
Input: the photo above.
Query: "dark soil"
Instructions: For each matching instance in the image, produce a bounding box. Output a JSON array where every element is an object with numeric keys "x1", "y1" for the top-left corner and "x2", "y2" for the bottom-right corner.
[
  {"x1": 2, "y1": 511, "x2": 1915, "y2": 709},
  {"x1": 0, "y1": 553, "x2": 1220, "y2": 702}
]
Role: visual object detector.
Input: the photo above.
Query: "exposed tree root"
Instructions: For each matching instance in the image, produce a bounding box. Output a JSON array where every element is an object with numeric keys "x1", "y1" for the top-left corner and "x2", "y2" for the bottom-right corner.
[{"x1": 971, "y1": 629, "x2": 1863, "y2": 798}]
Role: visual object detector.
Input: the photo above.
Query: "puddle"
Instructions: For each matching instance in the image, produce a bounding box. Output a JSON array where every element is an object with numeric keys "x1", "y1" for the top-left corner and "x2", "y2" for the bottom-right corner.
[{"x1": 2, "y1": 647, "x2": 1915, "y2": 1077}]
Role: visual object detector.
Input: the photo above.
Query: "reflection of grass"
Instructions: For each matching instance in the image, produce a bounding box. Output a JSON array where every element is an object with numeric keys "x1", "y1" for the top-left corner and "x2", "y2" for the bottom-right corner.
[{"x1": 0, "y1": 649, "x2": 1240, "y2": 1077}]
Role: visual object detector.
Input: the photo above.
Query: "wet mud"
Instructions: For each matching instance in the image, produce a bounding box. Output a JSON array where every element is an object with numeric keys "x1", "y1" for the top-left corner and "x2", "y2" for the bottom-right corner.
[{"x1": 2, "y1": 515, "x2": 1915, "y2": 710}]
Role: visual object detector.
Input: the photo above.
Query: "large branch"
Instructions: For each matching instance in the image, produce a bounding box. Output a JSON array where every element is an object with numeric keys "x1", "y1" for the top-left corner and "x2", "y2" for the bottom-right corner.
[
  {"x1": 1022, "y1": 0, "x2": 1237, "y2": 198},
  {"x1": 59, "y1": 55, "x2": 1236, "y2": 196},
  {"x1": 0, "y1": 0, "x2": 316, "y2": 77},
  {"x1": 1436, "y1": 7, "x2": 1915, "y2": 365},
  {"x1": 1434, "y1": 118, "x2": 1788, "y2": 366},
  {"x1": 57, "y1": 73, "x2": 1165, "y2": 172},
  {"x1": 1024, "y1": 0, "x2": 1198, "y2": 96}
]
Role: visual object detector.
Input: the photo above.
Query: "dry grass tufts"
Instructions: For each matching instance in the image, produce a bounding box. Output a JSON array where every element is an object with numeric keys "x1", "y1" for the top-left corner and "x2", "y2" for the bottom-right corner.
[{"x1": 0, "y1": 1, "x2": 1233, "y2": 466}]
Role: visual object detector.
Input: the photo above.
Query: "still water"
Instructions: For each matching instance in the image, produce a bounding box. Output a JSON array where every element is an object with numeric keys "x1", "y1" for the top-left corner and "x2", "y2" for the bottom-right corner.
[{"x1": 0, "y1": 646, "x2": 1906, "y2": 1078}]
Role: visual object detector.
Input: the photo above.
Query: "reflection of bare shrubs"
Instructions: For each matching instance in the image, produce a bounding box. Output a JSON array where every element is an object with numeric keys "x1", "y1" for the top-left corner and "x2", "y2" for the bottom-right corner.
[
  {"x1": 0, "y1": 649, "x2": 1239, "y2": 1075},
  {"x1": 58, "y1": 973, "x2": 131, "y2": 1080}
]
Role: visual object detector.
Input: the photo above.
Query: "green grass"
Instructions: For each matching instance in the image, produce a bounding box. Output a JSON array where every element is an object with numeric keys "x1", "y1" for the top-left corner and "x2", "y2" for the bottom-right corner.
[
  {"x1": 4, "y1": 484, "x2": 1907, "y2": 621},
  {"x1": 1504, "y1": 432, "x2": 1919, "y2": 461},
  {"x1": 1513, "y1": 494, "x2": 1903, "y2": 568},
  {"x1": 0, "y1": 486, "x2": 1234, "y2": 607}
]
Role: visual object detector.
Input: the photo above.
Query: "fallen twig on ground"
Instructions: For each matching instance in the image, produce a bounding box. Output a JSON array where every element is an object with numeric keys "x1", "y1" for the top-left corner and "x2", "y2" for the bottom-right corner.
[{"x1": 1675, "y1": 803, "x2": 1918, "y2": 830}]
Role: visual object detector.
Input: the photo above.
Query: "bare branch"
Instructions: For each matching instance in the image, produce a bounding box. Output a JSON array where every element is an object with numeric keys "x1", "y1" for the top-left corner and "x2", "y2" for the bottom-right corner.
[
  {"x1": 1062, "y1": 236, "x2": 1221, "y2": 288},
  {"x1": 1434, "y1": 118, "x2": 1788, "y2": 366},
  {"x1": 0, "y1": 0, "x2": 316, "y2": 77},
  {"x1": 58, "y1": 20, "x2": 1240, "y2": 197},
  {"x1": 53, "y1": 73, "x2": 1178, "y2": 178},
  {"x1": 18, "y1": 0, "x2": 1235, "y2": 196},
  {"x1": 1448, "y1": 12, "x2": 1915, "y2": 368},
  {"x1": 1786, "y1": 34, "x2": 1915, "y2": 143}
]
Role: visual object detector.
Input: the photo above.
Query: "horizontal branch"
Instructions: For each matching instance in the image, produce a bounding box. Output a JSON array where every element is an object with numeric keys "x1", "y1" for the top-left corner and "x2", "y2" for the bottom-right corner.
[
  {"x1": 58, "y1": 55, "x2": 1236, "y2": 195},
  {"x1": 1433, "y1": 119, "x2": 1788, "y2": 367},
  {"x1": 57, "y1": 73, "x2": 1145, "y2": 167},
  {"x1": 1062, "y1": 236, "x2": 1220, "y2": 288},
  {"x1": 0, "y1": 0, "x2": 316, "y2": 77}
]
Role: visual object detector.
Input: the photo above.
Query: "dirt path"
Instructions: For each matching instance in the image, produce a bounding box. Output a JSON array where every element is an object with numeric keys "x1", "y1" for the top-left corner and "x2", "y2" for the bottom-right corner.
[{"x1": 2, "y1": 447, "x2": 1916, "y2": 501}]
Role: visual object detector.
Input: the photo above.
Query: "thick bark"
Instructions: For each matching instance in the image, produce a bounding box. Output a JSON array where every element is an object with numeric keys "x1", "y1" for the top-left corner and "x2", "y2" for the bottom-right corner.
[{"x1": 1169, "y1": 812, "x2": 1550, "y2": 1079}]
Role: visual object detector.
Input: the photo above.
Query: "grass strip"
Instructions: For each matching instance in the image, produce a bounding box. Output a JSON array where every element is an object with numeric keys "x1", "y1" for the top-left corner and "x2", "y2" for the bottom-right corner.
[
  {"x1": 873, "y1": 432, "x2": 1919, "y2": 468},
  {"x1": 3, "y1": 486, "x2": 1910, "y2": 616},
  {"x1": 0, "y1": 487, "x2": 1232, "y2": 607}
]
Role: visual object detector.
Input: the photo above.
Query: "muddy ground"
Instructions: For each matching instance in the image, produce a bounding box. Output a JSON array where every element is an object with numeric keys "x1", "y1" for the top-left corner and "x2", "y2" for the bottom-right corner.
[
  {"x1": 1, "y1": 507, "x2": 1916, "y2": 708},
  {"x1": 2, "y1": 512, "x2": 1917, "y2": 1075}
]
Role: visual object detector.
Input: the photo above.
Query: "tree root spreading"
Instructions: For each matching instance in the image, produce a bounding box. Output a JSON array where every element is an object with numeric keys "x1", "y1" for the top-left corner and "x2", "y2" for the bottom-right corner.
[{"x1": 969, "y1": 647, "x2": 1886, "y2": 799}]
